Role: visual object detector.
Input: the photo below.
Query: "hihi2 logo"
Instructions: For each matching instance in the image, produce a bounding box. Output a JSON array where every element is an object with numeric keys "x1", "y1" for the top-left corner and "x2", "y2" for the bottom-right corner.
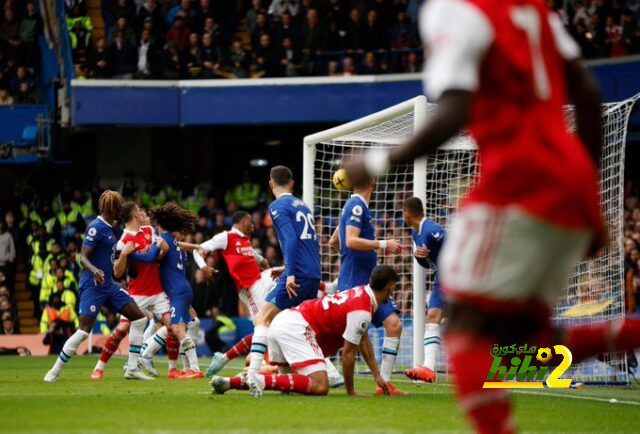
[{"x1": 482, "y1": 344, "x2": 573, "y2": 389}]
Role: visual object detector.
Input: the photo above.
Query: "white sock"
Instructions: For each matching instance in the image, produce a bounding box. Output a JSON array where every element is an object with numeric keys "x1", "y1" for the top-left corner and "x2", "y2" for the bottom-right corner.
[
  {"x1": 180, "y1": 336, "x2": 199, "y2": 372},
  {"x1": 380, "y1": 336, "x2": 400, "y2": 382},
  {"x1": 127, "y1": 317, "x2": 146, "y2": 370},
  {"x1": 188, "y1": 316, "x2": 200, "y2": 338},
  {"x1": 141, "y1": 326, "x2": 168, "y2": 359},
  {"x1": 180, "y1": 352, "x2": 190, "y2": 371},
  {"x1": 423, "y1": 323, "x2": 441, "y2": 371},
  {"x1": 95, "y1": 360, "x2": 106, "y2": 371},
  {"x1": 52, "y1": 329, "x2": 89, "y2": 373},
  {"x1": 143, "y1": 319, "x2": 158, "y2": 345},
  {"x1": 168, "y1": 358, "x2": 177, "y2": 370},
  {"x1": 248, "y1": 325, "x2": 268, "y2": 375},
  {"x1": 325, "y1": 357, "x2": 341, "y2": 378}
]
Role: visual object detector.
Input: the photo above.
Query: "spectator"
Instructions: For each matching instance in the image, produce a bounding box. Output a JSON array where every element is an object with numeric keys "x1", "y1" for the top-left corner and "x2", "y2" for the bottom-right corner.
[
  {"x1": 301, "y1": 8, "x2": 325, "y2": 73},
  {"x1": 245, "y1": 0, "x2": 264, "y2": 35},
  {"x1": 323, "y1": 0, "x2": 347, "y2": 28},
  {"x1": 1, "y1": 312, "x2": 17, "y2": 335},
  {"x1": 342, "y1": 55, "x2": 356, "y2": 75},
  {"x1": 167, "y1": 16, "x2": 191, "y2": 50},
  {"x1": 10, "y1": 66, "x2": 34, "y2": 95},
  {"x1": 197, "y1": 32, "x2": 221, "y2": 78},
  {"x1": 19, "y1": 1, "x2": 42, "y2": 46},
  {"x1": 107, "y1": 16, "x2": 136, "y2": 47},
  {"x1": 166, "y1": 0, "x2": 195, "y2": 28},
  {"x1": 89, "y1": 37, "x2": 112, "y2": 78},
  {"x1": 324, "y1": 20, "x2": 347, "y2": 51},
  {"x1": 69, "y1": 18, "x2": 93, "y2": 63},
  {"x1": 0, "y1": 9, "x2": 19, "y2": 43},
  {"x1": 327, "y1": 59, "x2": 340, "y2": 76},
  {"x1": 362, "y1": 9, "x2": 387, "y2": 51},
  {"x1": 162, "y1": 41, "x2": 185, "y2": 79},
  {"x1": 228, "y1": 38, "x2": 250, "y2": 78},
  {"x1": 14, "y1": 81, "x2": 37, "y2": 104},
  {"x1": 359, "y1": 51, "x2": 378, "y2": 74},
  {"x1": 112, "y1": 0, "x2": 136, "y2": 24},
  {"x1": 137, "y1": 28, "x2": 162, "y2": 78},
  {"x1": 42, "y1": 319, "x2": 74, "y2": 354},
  {"x1": 0, "y1": 89, "x2": 14, "y2": 105},
  {"x1": 184, "y1": 32, "x2": 202, "y2": 78},
  {"x1": 110, "y1": 30, "x2": 137, "y2": 79},
  {"x1": 193, "y1": 0, "x2": 216, "y2": 34},
  {"x1": 224, "y1": 171, "x2": 263, "y2": 210},
  {"x1": 137, "y1": 0, "x2": 166, "y2": 37},
  {"x1": 251, "y1": 11, "x2": 272, "y2": 49},
  {"x1": 255, "y1": 33, "x2": 280, "y2": 76},
  {"x1": 605, "y1": 15, "x2": 626, "y2": 56},
  {"x1": 279, "y1": 36, "x2": 302, "y2": 76},
  {"x1": 345, "y1": 7, "x2": 364, "y2": 51},
  {"x1": 269, "y1": 0, "x2": 300, "y2": 20},
  {"x1": 388, "y1": 10, "x2": 415, "y2": 50},
  {"x1": 202, "y1": 17, "x2": 222, "y2": 47}
]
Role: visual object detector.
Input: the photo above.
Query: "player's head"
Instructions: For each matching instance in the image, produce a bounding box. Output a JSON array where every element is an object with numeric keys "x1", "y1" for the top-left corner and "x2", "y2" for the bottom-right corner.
[
  {"x1": 138, "y1": 208, "x2": 151, "y2": 226},
  {"x1": 150, "y1": 202, "x2": 196, "y2": 235},
  {"x1": 402, "y1": 197, "x2": 424, "y2": 227},
  {"x1": 120, "y1": 202, "x2": 140, "y2": 227},
  {"x1": 353, "y1": 176, "x2": 376, "y2": 195},
  {"x1": 368, "y1": 265, "x2": 399, "y2": 302},
  {"x1": 269, "y1": 165, "x2": 294, "y2": 192},
  {"x1": 232, "y1": 210, "x2": 253, "y2": 234},
  {"x1": 98, "y1": 190, "x2": 124, "y2": 223}
]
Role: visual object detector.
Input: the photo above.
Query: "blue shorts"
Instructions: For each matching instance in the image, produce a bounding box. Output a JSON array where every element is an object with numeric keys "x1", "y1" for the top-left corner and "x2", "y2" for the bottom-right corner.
[
  {"x1": 169, "y1": 290, "x2": 193, "y2": 325},
  {"x1": 429, "y1": 281, "x2": 445, "y2": 310},
  {"x1": 79, "y1": 282, "x2": 133, "y2": 317},
  {"x1": 372, "y1": 296, "x2": 400, "y2": 328},
  {"x1": 265, "y1": 275, "x2": 320, "y2": 310}
]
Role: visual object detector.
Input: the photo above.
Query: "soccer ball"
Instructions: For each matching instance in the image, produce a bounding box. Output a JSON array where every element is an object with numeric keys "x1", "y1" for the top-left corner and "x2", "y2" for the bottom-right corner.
[{"x1": 332, "y1": 169, "x2": 351, "y2": 191}]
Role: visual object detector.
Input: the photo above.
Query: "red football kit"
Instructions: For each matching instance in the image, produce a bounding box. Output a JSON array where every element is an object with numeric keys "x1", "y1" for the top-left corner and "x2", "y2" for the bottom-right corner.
[{"x1": 118, "y1": 226, "x2": 163, "y2": 296}]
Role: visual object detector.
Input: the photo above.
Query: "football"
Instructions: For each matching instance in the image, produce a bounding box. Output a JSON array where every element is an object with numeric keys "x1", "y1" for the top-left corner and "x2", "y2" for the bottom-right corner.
[{"x1": 332, "y1": 168, "x2": 352, "y2": 191}]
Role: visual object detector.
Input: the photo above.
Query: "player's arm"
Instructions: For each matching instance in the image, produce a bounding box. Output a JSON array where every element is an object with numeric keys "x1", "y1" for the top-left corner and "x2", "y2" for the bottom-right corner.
[
  {"x1": 178, "y1": 241, "x2": 200, "y2": 251},
  {"x1": 329, "y1": 226, "x2": 339, "y2": 252},
  {"x1": 345, "y1": 225, "x2": 400, "y2": 253},
  {"x1": 342, "y1": 340, "x2": 360, "y2": 396},
  {"x1": 358, "y1": 332, "x2": 389, "y2": 394},
  {"x1": 192, "y1": 233, "x2": 227, "y2": 279},
  {"x1": 80, "y1": 230, "x2": 106, "y2": 284},
  {"x1": 113, "y1": 241, "x2": 135, "y2": 279},
  {"x1": 252, "y1": 248, "x2": 269, "y2": 270},
  {"x1": 342, "y1": 310, "x2": 377, "y2": 396},
  {"x1": 413, "y1": 240, "x2": 431, "y2": 269}
]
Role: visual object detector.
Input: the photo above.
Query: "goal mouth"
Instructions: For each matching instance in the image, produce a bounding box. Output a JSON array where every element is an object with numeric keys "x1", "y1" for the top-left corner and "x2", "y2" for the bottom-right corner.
[{"x1": 304, "y1": 93, "x2": 640, "y2": 385}]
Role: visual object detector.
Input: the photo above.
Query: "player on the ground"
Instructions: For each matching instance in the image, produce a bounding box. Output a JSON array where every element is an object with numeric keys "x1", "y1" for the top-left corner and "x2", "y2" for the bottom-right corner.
[
  {"x1": 147, "y1": 202, "x2": 203, "y2": 379},
  {"x1": 402, "y1": 197, "x2": 446, "y2": 383},
  {"x1": 44, "y1": 191, "x2": 149, "y2": 382},
  {"x1": 345, "y1": 0, "x2": 640, "y2": 431},
  {"x1": 211, "y1": 265, "x2": 397, "y2": 396},
  {"x1": 328, "y1": 179, "x2": 405, "y2": 395},
  {"x1": 246, "y1": 166, "x2": 323, "y2": 397}
]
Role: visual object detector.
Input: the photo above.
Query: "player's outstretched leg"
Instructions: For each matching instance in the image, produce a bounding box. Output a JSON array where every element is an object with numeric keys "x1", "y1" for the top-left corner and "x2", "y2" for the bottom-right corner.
[
  {"x1": 92, "y1": 322, "x2": 128, "y2": 379},
  {"x1": 206, "y1": 333, "x2": 253, "y2": 377},
  {"x1": 44, "y1": 329, "x2": 90, "y2": 382},
  {"x1": 214, "y1": 371, "x2": 328, "y2": 396},
  {"x1": 561, "y1": 317, "x2": 640, "y2": 362},
  {"x1": 378, "y1": 313, "x2": 406, "y2": 395},
  {"x1": 140, "y1": 325, "x2": 168, "y2": 377}
]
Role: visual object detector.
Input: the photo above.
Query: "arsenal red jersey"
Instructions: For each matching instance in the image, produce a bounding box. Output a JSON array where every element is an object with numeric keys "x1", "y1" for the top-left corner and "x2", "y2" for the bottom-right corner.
[
  {"x1": 295, "y1": 285, "x2": 376, "y2": 356},
  {"x1": 420, "y1": 0, "x2": 604, "y2": 234},
  {"x1": 200, "y1": 228, "x2": 261, "y2": 291},
  {"x1": 118, "y1": 226, "x2": 163, "y2": 296}
]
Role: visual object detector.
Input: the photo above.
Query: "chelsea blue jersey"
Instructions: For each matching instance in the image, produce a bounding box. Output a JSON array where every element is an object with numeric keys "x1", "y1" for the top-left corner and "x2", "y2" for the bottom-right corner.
[
  {"x1": 337, "y1": 194, "x2": 376, "y2": 290},
  {"x1": 158, "y1": 231, "x2": 191, "y2": 295},
  {"x1": 411, "y1": 218, "x2": 446, "y2": 270},
  {"x1": 79, "y1": 216, "x2": 118, "y2": 290},
  {"x1": 268, "y1": 193, "x2": 321, "y2": 280}
]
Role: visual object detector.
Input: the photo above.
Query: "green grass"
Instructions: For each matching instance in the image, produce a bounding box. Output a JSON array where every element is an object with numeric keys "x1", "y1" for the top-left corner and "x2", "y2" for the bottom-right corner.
[{"x1": 1, "y1": 356, "x2": 640, "y2": 433}]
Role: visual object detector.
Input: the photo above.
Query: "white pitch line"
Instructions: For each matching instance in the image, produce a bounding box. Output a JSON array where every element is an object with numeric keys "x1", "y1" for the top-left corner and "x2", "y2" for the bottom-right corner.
[{"x1": 511, "y1": 389, "x2": 640, "y2": 406}]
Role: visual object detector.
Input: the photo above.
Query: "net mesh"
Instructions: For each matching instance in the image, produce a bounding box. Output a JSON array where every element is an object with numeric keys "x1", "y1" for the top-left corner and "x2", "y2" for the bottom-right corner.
[{"x1": 310, "y1": 95, "x2": 638, "y2": 383}]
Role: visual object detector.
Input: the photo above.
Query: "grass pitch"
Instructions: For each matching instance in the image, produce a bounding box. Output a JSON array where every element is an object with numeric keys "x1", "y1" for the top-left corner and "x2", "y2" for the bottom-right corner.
[{"x1": 1, "y1": 355, "x2": 640, "y2": 433}]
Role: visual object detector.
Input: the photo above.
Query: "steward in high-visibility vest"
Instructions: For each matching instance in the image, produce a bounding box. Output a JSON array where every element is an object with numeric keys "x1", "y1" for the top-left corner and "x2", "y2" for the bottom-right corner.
[
  {"x1": 72, "y1": 189, "x2": 94, "y2": 218},
  {"x1": 40, "y1": 292, "x2": 79, "y2": 333}
]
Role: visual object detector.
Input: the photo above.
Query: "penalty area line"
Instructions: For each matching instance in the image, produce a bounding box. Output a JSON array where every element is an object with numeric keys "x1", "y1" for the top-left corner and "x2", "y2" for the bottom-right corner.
[{"x1": 511, "y1": 389, "x2": 640, "y2": 406}]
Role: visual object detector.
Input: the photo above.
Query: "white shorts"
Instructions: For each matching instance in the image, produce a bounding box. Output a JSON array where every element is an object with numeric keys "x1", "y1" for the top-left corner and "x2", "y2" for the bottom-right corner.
[
  {"x1": 124, "y1": 292, "x2": 171, "y2": 320},
  {"x1": 439, "y1": 204, "x2": 592, "y2": 311},
  {"x1": 267, "y1": 309, "x2": 326, "y2": 376},
  {"x1": 238, "y1": 269, "x2": 277, "y2": 323}
]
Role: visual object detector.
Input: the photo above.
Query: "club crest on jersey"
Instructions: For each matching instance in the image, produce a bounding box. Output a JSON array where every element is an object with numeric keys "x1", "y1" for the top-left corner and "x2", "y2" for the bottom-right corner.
[
  {"x1": 431, "y1": 232, "x2": 442, "y2": 239},
  {"x1": 144, "y1": 233, "x2": 151, "y2": 241}
]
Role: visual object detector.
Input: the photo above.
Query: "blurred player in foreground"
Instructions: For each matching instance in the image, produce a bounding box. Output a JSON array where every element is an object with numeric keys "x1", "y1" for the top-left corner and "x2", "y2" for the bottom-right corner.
[
  {"x1": 346, "y1": 0, "x2": 640, "y2": 431},
  {"x1": 329, "y1": 179, "x2": 405, "y2": 395},
  {"x1": 402, "y1": 197, "x2": 446, "y2": 383},
  {"x1": 211, "y1": 265, "x2": 397, "y2": 396},
  {"x1": 44, "y1": 191, "x2": 147, "y2": 382}
]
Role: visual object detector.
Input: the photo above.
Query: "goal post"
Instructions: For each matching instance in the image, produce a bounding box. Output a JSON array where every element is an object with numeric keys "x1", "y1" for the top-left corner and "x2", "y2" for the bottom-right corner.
[{"x1": 303, "y1": 93, "x2": 639, "y2": 383}]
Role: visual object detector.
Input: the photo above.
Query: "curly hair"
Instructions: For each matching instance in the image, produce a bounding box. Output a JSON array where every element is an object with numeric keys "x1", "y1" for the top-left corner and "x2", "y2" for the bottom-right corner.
[
  {"x1": 150, "y1": 202, "x2": 196, "y2": 233},
  {"x1": 98, "y1": 190, "x2": 124, "y2": 221}
]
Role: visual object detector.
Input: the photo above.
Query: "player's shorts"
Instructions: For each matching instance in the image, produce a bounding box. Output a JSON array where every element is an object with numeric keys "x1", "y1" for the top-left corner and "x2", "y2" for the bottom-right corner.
[
  {"x1": 168, "y1": 290, "x2": 193, "y2": 325},
  {"x1": 372, "y1": 296, "x2": 401, "y2": 328},
  {"x1": 439, "y1": 204, "x2": 592, "y2": 315},
  {"x1": 121, "y1": 292, "x2": 171, "y2": 322},
  {"x1": 428, "y1": 280, "x2": 445, "y2": 310},
  {"x1": 265, "y1": 275, "x2": 320, "y2": 311},
  {"x1": 79, "y1": 282, "x2": 133, "y2": 317},
  {"x1": 239, "y1": 269, "x2": 277, "y2": 323},
  {"x1": 267, "y1": 309, "x2": 326, "y2": 376}
]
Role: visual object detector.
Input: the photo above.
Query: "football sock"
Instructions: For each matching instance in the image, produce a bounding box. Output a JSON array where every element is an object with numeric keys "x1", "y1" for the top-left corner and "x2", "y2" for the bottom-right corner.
[
  {"x1": 180, "y1": 336, "x2": 200, "y2": 372},
  {"x1": 229, "y1": 376, "x2": 248, "y2": 390},
  {"x1": 423, "y1": 323, "x2": 441, "y2": 371},
  {"x1": 260, "y1": 373, "x2": 313, "y2": 394},
  {"x1": 380, "y1": 336, "x2": 399, "y2": 382},
  {"x1": 52, "y1": 329, "x2": 89, "y2": 373},
  {"x1": 127, "y1": 317, "x2": 146, "y2": 370},
  {"x1": 188, "y1": 317, "x2": 200, "y2": 342},
  {"x1": 143, "y1": 318, "x2": 157, "y2": 344},
  {"x1": 445, "y1": 331, "x2": 514, "y2": 434},
  {"x1": 141, "y1": 326, "x2": 168, "y2": 359},
  {"x1": 248, "y1": 325, "x2": 268, "y2": 375},
  {"x1": 563, "y1": 317, "x2": 640, "y2": 362},
  {"x1": 166, "y1": 328, "x2": 179, "y2": 370},
  {"x1": 224, "y1": 333, "x2": 253, "y2": 362},
  {"x1": 95, "y1": 327, "x2": 127, "y2": 371}
]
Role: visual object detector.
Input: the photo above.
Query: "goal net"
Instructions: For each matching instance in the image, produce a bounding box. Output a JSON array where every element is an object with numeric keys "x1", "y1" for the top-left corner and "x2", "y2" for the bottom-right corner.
[{"x1": 303, "y1": 93, "x2": 639, "y2": 384}]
